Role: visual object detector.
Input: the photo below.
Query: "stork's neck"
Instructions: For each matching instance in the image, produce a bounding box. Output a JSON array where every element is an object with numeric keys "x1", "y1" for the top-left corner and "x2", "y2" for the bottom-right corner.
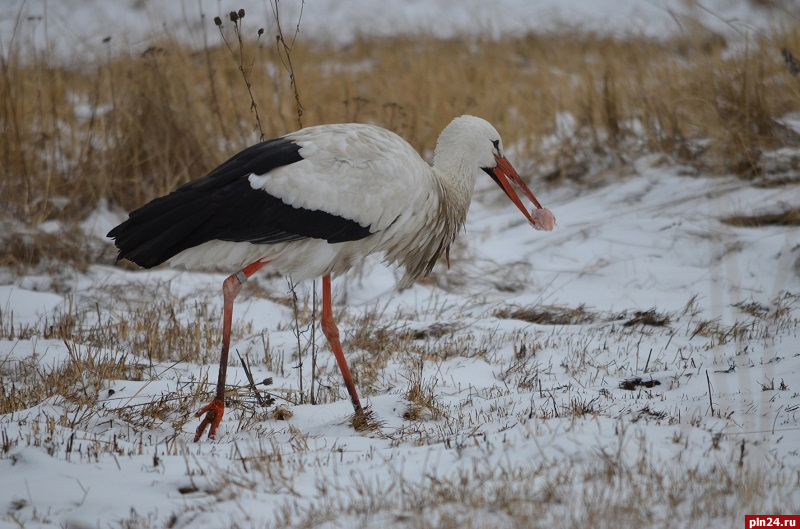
[
  {"x1": 432, "y1": 143, "x2": 479, "y2": 228},
  {"x1": 391, "y1": 136, "x2": 478, "y2": 289},
  {"x1": 430, "y1": 168, "x2": 475, "y2": 248}
]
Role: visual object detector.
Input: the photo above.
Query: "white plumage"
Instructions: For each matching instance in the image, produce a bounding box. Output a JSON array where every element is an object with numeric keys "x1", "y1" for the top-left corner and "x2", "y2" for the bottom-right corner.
[{"x1": 168, "y1": 122, "x2": 442, "y2": 285}]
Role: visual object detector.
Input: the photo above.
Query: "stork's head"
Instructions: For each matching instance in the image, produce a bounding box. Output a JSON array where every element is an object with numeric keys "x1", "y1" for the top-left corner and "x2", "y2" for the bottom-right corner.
[{"x1": 435, "y1": 115, "x2": 554, "y2": 232}]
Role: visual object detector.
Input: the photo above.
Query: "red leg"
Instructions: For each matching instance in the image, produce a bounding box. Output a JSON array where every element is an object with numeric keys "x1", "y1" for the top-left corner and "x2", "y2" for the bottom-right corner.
[
  {"x1": 194, "y1": 260, "x2": 270, "y2": 441},
  {"x1": 320, "y1": 275, "x2": 363, "y2": 412}
]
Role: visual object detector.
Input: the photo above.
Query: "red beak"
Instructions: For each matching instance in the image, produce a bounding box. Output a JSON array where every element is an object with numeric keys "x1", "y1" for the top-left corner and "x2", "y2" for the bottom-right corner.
[{"x1": 490, "y1": 155, "x2": 544, "y2": 224}]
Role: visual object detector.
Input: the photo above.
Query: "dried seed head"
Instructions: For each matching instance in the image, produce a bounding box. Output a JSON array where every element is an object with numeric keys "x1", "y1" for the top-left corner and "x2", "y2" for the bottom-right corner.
[
  {"x1": 229, "y1": 11, "x2": 238, "y2": 22},
  {"x1": 258, "y1": 28, "x2": 264, "y2": 36},
  {"x1": 213, "y1": 16, "x2": 222, "y2": 26},
  {"x1": 238, "y1": 8, "x2": 245, "y2": 19}
]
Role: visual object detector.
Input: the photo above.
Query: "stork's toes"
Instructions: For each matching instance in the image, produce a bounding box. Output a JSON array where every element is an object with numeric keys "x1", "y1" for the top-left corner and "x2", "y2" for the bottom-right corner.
[{"x1": 194, "y1": 398, "x2": 225, "y2": 441}]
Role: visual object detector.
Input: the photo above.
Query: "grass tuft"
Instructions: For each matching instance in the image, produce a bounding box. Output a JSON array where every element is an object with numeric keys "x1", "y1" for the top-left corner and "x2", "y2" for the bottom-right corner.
[
  {"x1": 721, "y1": 206, "x2": 800, "y2": 227},
  {"x1": 622, "y1": 309, "x2": 672, "y2": 328},
  {"x1": 495, "y1": 304, "x2": 598, "y2": 325},
  {"x1": 351, "y1": 407, "x2": 383, "y2": 432}
]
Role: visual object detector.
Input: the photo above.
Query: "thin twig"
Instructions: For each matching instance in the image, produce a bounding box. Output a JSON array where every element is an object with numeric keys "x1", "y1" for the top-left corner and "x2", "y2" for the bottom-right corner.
[
  {"x1": 233, "y1": 440, "x2": 248, "y2": 473},
  {"x1": 236, "y1": 350, "x2": 268, "y2": 407},
  {"x1": 288, "y1": 278, "x2": 304, "y2": 404},
  {"x1": 643, "y1": 348, "x2": 652, "y2": 373},
  {"x1": 200, "y1": 6, "x2": 229, "y2": 143},
  {"x1": 215, "y1": 9, "x2": 265, "y2": 139},
  {"x1": 311, "y1": 282, "x2": 317, "y2": 405},
  {"x1": 705, "y1": 370, "x2": 714, "y2": 416},
  {"x1": 272, "y1": 1, "x2": 310, "y2": 405},
  {"x1": 270, "y1": 0, "x2": 305, "y2": 127}
]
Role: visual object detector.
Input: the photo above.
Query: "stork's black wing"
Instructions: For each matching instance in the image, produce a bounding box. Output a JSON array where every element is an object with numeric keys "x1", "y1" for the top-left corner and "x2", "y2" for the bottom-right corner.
[{"x1": 107, "y1": 137, "x2": 372, "y2": 268}]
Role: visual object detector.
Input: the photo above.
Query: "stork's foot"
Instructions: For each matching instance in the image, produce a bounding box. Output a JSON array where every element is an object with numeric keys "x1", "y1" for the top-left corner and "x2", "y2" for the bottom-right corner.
[
  {"x1": 351, "y1": 406, "x2": 382, "y2": 432},
  {"x1": 194, "y1": 397, "x2": 225, "y2": 441}
]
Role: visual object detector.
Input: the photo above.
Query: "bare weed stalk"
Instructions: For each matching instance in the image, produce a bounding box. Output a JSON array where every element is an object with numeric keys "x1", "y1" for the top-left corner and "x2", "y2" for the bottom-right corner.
[
  {"x1": 271, "y1": 0, "x2": 305, "y2": 127},
  {"x1": 215, "y1": 9, "x2": 266, "y2": 139}
]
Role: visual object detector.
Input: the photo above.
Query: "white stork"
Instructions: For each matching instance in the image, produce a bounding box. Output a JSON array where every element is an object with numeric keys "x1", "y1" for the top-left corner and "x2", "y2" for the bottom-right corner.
[{"x1": 108, "y1": 115, "x2": 555, "y2": 440}]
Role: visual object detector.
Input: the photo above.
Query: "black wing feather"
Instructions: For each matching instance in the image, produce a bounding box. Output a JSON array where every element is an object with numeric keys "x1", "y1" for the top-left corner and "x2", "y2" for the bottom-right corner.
[{"x1": 108, "y1": 137, "x2": 373, "y2": 269}]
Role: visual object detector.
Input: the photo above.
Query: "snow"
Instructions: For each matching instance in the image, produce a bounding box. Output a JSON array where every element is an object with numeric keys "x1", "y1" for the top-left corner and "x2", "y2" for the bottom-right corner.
[
  {"x1": 2, "y1": 1, "x2": 800, "y2": 528},
  {"x1": 3, "y1": 161, "x2": 799, "y2": 527},
  {"x1": 0, "y1": 285, "x2": 63, "y2": 328},
  {"x1": 0, "y1": 0, "x2": 794, "y2": 62}
]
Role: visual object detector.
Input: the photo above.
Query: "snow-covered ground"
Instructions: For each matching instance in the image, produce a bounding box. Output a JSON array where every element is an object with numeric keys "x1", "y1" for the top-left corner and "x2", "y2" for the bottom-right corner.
[
  {"x1": 2, "y1": 1, "x2": 800, "y2": 528},
  {"x1": 2, "y1": 153, "x2": 799, "y2": 527}
]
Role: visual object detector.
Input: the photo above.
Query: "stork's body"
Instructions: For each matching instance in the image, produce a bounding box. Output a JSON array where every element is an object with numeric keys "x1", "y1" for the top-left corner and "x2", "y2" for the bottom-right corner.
[{"x1": 108, "y1": 116, "x2": 554, "y2": 440}]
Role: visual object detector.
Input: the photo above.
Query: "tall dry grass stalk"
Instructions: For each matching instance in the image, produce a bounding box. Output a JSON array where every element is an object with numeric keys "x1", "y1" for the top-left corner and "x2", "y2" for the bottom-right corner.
[{"x1": 2, "y1": 18, "x2": 800, "y2": 267}]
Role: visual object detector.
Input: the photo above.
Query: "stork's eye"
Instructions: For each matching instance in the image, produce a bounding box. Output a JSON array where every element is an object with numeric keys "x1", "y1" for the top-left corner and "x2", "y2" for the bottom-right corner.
[{"x1": 491, "y1": 139, "x2": 501, "y2": 156}]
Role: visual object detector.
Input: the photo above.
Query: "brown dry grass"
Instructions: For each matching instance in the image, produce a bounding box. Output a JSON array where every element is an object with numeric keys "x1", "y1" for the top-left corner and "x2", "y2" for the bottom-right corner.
[
  {"x1": 2, "y1": 19, "x2": 800, "y2": 271},
  {"x1": 495, "y1": 304, "x2": 599, "y2": 325},
  {"x1": 721, "y1": 205, "x2": 800, "y2": 226},
  {"x1": 0, "y1": 283, "x2": 253, "y2": 418}
]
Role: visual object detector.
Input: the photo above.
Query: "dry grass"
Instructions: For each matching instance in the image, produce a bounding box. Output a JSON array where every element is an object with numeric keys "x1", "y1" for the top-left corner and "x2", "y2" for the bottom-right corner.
[
  {"x1": 0, "y1": 339, "x2": 135, "y2": 414},
  {"x1": 495, "y1": 304, "x2": 600, "y2": 325},
  {"x1": 494, "y1": 305, "x2": 672, "y2": 328},
  {"x1": 0, "y1": 228, "x2": 112, "y2": 273},
  {"x1": 2, "y1": 16, "x2": 800, "y2": 270},
  {"x1": 0, "y1": 283, "x2": 252, "y2": 419},
  {"x1": 402, "y1": 359, "x2": 446, "y2": 421},
  {"x1": 721, "y1": 205, "x2": 800, "y2": 226}
]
